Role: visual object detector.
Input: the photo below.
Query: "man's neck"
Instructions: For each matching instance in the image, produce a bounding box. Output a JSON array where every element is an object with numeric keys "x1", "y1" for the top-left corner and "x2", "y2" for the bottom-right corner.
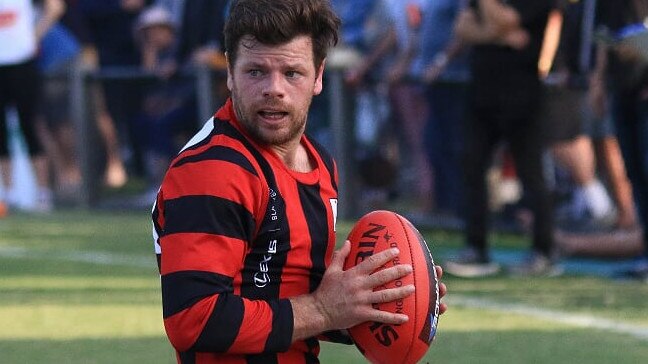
[{"x1": 271, "y1": 141, "x2": 315, "y2": 173}]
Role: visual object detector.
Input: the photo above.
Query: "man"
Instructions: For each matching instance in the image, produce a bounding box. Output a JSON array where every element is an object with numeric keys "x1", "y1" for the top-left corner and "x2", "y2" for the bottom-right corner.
[
  {"x1": 590, "y1": 0, "x2": 648, "y2": 280},
  {"x1": 420, "y1": 0, "x2": 471, "y2": 217},
  {"x1": 0, "y1": 0, "x2": 64, "y2": 215},
  {"x1": 445, "y1": 0, "x2": 558, "y2": 277},
  {"x1": 152, "y1": 1, "x2": 447, "y2": 362}
]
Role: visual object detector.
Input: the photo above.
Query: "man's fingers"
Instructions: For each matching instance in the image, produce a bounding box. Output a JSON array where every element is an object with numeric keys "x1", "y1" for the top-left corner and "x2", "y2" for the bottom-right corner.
[
  {"x1": 439, "y1": 281, "x2": 447, "y2": 298},
  {"x1": 329, "y1": 241, "x2": 351, "y2": 272},
  {"x1": 367, "y1": 285, "x2": 415, "y2": 304},
  {"x1": 354, "y1": 247, "x2": 400, "y2": 274},
  {"x1": 367, "y1": 264, "x2": 412, "y2": 288},
  {"x1": 366, "y1": 309, "x2": 409, "y2": 326}
]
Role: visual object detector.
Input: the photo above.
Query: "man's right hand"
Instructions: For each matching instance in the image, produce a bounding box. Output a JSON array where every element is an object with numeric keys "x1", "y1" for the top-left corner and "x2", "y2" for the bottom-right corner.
[
  {"x1": 121, "y1": 0, "x2": 145, "y2": 12},
  {"x1": 290, "y1": 241, "x2": 415, "y2": 342}
]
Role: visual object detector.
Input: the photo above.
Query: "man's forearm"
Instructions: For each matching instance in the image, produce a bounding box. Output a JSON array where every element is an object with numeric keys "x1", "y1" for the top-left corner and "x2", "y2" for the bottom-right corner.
[
  {"x1": 454, "y1": 9, "x2": 499, "y2": 44},
  {"x1": 479, "y1": 0, "x2": 521, "y2": 34},
  {"x1": 35, "y1": 0, "x2": 66, "y2": 41}
]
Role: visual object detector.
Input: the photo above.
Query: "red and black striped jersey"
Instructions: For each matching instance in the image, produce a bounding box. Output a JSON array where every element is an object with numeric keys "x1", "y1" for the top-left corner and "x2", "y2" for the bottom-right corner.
[{"x1": 152, "y1": 98, "x2": 346, "y2": 364}]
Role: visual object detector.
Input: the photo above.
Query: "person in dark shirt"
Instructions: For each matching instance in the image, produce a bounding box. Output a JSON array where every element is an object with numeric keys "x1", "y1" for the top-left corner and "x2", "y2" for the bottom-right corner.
[
  {"x1": 591, "y1": 0, "x2": 648, "y2": 280},
  {"x1": 546, "y1": 0, "x2": 635, "y2": 230},
  {"x1": 445, "y1": 0, "x2": 560, "y2": 277},
  {"x1": 79, "y1": 0, "x2": 152, "y2": 186}
]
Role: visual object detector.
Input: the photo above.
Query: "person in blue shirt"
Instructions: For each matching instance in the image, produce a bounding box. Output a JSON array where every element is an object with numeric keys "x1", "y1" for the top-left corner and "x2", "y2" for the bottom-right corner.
[{"x1": 419, "y1": 0, "x2": 471, "y2": 217}]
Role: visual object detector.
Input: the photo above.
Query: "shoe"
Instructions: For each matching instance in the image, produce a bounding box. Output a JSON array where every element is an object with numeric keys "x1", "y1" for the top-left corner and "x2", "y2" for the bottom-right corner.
[
  {"x1": 0, "y1": 201, "x2": 7, "y2": 218},
  {"x1": 34, "y1": 188, "x2": 54, "y2": 213},
  {"x1": 508, "y1": 252, "x2": 563, "y2": 277},
  {"x1": 444, "y1": 248, "x2": 501, "y2": 278},
  {"x1": 617, "y1": 259, "x2": 648, "y2": 283}
]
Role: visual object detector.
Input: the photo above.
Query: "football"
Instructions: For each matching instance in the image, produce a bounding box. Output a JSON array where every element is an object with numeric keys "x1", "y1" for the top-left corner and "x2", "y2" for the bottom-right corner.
[{"x1": 344, "y1": 210, "x2": 440, "y2": 364}]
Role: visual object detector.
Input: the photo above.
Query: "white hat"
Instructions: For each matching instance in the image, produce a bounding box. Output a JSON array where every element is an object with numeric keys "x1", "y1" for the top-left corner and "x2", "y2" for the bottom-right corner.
[{"x1": 135, "y1": 6, "x2": 176, "y2": 34}]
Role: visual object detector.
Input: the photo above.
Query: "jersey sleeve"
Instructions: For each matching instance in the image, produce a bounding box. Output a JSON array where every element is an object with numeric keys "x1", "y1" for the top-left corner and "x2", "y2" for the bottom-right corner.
[
  {"x1": 512, "y1": 0, "x2": 554, "y2": 26},
  {"x1": 153, "y1": 143, "x2": 294, "y2": 354}
]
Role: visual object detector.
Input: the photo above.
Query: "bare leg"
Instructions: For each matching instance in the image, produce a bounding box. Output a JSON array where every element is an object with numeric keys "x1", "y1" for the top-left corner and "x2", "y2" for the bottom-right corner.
[
  {"x1": 551, "y1": 135, "x2": 595, "y2": 186},
  {"x1": 389, "y1": 83, "x2": 433, "y2": 211},
  {"x1": 0, "y1": 157, "x2": 9, "y2": 216},
  {"x1": 92, "y1": 85, "x2": 127, "y2": 188},
  {"x1": 0, "y1": 157, "x2": 11, "y2": 193},
  {"x1": 552, "y1": 135, "x2": 614, "y2": 219},
  {"x1": 96, "y1": 109, "x2": 127, "y2": 188},
  {"x1": 595, "y1": 136, "x2": 637, "y2": 228}
]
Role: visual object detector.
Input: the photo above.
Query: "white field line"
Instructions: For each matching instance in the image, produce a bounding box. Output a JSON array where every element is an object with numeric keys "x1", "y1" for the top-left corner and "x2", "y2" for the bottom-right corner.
[
  {"x1": 2, "y1": 246, "x2": 647, "y2": 341},
  {"x1": 449, "y1": 295, "x2": 648, "y2": 341},
  {"x1": 0, "y1": 246, "x2": 154, "y2": 268}
]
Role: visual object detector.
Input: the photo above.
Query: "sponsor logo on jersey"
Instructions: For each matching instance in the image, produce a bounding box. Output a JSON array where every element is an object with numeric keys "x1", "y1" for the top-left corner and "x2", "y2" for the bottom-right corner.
[{"x1": 254, "y1": 188, "x2": 280, "y2": 288}]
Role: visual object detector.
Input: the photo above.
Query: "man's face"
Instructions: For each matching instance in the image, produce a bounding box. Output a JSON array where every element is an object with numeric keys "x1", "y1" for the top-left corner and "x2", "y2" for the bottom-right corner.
[
  {"x1": 144, "y1": 25, "x2": 175, "y2": 50},
  {"x1": 227, "y1": 35, "x2": 325, "y2": 148}
]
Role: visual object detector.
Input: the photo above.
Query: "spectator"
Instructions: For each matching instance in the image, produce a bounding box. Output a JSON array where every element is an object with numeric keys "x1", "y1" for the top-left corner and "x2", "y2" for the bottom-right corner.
[
  {"x1": 542, "y1": 0, "x2": 636, "y2": 232},
  {"x1": 132, "y1": 5, "x2": 184, "y2": 198},
  {"x1": 156, "y1": 0, "x2": 228, "y2": 70},
  {"x1": 445, "y1": 0, "x2": 559, "y2": 277},
  {"x1": 381, "y1": 0, "x2": 434, "y2": 213},
  {"x1": 333, "y1": 0, "x2": 399, "y2": 211},
  {"x1": 132, "y1": 0, "x2": 229, "y2": 201},
  {"x1": 0, "y1": 0, "x2": 64, "y2": 214},
  {"x1": 36, "y1": 18, "x2": 83, "y2": 201},
  {"x1": 420, "y1": 0, "x2": 471, "y2": 217},
  {"x1": 79, "y1": 0, "x2": 152, "y2": 187},
  {"x1": 592, "y1": 0, "x2": 648, "y2": 280}
]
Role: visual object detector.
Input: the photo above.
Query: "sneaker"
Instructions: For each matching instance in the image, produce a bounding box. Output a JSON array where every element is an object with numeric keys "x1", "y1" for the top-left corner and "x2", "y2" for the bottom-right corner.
[
  {"x1": 34, "y1": 188, "x2": 54, "y2": 213},
  {"x1": 0, "y1": 201, "x2": 7, "y2": 218},
  {"x1": 617, "y1": 259, "x2": 648, "y2": 283},
  {"x1": 444, "y1": 248, "x2": 501, "y2": 278},
  {"x1": 508, "y1": 252, "x2": 563, "y2": 277}
]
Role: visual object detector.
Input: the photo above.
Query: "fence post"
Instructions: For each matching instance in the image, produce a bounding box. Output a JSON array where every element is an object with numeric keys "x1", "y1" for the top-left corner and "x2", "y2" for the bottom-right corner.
[
  {"x1": 70, "y1": 60, "x2": 92, "y2": 208},
  {"x1": 327, "y1": 68, "x2": 356, "y2": 220},
  {"x1": 194, "y1": 65, "x2": 216, "y2": 123}
]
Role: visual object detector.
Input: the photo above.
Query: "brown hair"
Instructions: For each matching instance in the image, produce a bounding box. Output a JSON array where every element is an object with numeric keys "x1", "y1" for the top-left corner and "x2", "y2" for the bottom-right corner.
[{"x1": 224, "y1": 0, "x2": 340, "y2": 69}]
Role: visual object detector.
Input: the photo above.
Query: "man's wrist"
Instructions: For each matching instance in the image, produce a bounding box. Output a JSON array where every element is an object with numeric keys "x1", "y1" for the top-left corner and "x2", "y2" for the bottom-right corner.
[{"x1": 290, "y1": 294, "x2": 331, "y2": 342}]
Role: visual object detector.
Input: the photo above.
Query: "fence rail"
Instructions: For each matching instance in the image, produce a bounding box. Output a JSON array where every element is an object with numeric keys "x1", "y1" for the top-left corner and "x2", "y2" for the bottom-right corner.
[{"x1": 64, "y1": 62, "x2": 358, "y2": 217}]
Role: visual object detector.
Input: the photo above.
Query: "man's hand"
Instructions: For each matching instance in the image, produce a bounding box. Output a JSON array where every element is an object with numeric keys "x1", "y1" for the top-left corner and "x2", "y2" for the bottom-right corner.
[
  {"x1": 121, "y1": 0, "x2": 145, "y2": 12},
  {"x1": 291, "y1": 241, "x2": 415, "y2": 342},
  {"x1": 500, "y1": 29, "x2": 530, "y2": 50},
  {"x1": 291, "y1": 241, "x2": 449, "y2": 342},
  {"x1": 436, "y1": 265, "x2": 448, "y2": 315}
]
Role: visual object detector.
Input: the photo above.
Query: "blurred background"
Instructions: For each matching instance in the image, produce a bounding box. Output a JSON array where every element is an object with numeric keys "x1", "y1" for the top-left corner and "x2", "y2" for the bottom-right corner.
[
  {"x1": 1, "y1": 0, "x2": 648, "y2": 362},
  {"x1": 3, "y1": 0, "x2": 647, "y2": 250}
]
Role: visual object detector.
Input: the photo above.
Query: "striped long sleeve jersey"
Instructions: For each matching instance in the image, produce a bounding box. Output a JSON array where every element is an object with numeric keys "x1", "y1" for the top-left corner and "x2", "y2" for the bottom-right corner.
[{"x1": 152, "y1": 99, "x2": 347, "y2": 364}]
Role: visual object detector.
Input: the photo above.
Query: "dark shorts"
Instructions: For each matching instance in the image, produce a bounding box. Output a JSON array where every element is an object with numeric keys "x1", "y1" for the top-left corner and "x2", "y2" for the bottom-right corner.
[
  {"x1": 540, "y1": 86, "x2": 583, "y2": 144},
  {"x1": 41, "y1": 59, "x2": 76, "y2": 128},
  {"x1": 0, "y1": 58, "x2": 44, "y2": 157},
  {"x1": 581, "y1": 98, "x2": 616, "y2": 139}
]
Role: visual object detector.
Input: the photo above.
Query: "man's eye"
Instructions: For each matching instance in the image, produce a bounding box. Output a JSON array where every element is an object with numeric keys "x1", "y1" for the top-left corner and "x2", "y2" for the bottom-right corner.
[
  {"x1": 249, "y1": 70, "x2": 262, "y2": 77},
  {"x1": 286, "y1": 71, "x2": 299, "y2": 78}
]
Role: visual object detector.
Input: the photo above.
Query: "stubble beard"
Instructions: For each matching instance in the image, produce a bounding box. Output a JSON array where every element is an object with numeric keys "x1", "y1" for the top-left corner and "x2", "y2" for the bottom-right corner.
[{"x1": 231, "y1": 88, "x2": 310, "y2": 147}]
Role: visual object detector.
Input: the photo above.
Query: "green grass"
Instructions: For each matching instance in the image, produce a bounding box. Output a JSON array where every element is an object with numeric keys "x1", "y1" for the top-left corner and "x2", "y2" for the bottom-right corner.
[{"x1": 1, "y1": 210, "x2": 647, "y2": 363}]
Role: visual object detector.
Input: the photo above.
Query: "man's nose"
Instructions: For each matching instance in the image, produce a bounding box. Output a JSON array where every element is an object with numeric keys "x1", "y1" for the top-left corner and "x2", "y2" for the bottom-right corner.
[{"x1": 262, "y1": 72, "x2": 285, "y2": 98}]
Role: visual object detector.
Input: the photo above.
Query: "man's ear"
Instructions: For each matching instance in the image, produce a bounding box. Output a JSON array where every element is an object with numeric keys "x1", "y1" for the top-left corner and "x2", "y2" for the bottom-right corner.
[
  {"x1": 226, "y1": 52, "x2": 233, "y2": 91},
  {"x1": 314, "y1": 58, "x2": 326, "y2": 95}
]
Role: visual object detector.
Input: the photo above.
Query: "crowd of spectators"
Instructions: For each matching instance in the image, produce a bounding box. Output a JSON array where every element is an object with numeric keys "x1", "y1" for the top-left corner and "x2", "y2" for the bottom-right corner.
[{"x1": 0, "y1": 0, "x2": 647, "y2": 281}]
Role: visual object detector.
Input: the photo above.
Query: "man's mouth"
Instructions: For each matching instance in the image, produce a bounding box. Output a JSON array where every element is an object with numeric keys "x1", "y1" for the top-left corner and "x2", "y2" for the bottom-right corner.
[{"x1": 258, "y1": 110, "x2": 289, "y2": 121}]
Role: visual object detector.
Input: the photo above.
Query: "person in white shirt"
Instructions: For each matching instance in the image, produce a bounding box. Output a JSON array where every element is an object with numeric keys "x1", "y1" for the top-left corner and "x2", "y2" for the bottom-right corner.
[{"x1": 0, "y1": 0, "x2": 64, "y2": 214}]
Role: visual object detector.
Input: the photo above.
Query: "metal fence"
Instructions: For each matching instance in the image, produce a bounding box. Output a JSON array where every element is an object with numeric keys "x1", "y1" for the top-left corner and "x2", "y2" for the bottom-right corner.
[{"x1": 61, "y1": 61, "x2": 359, "y2": 218}]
